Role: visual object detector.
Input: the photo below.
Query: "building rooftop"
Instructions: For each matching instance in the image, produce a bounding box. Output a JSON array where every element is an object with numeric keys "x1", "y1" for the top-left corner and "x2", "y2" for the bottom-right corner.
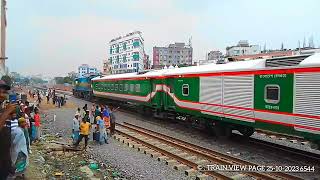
[
  {"x1": 154, "y1": 42, "x2": 191, "y2": 49},
  {"x1": 109, "y1": 31, "x2": 143, "y2": 43},
  {"x1": 226, "y1": 40, "x2": 258, "y2": 50}
]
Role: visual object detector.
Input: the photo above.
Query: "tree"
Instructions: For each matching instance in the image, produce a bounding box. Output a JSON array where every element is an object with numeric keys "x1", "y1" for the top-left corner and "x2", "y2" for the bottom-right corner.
[
  {"x1": 21, "y1": 78, "x2": 30, "y2": 85},
  {"x1": 1, "y1": 75, "x2": 12, "y2": 87},
  {"x1": 54, "y1": 77, "x2": 64, "y2": 84},
  {"x1": 30, "y1": 77, "x2": 46, "y2": 84},
  {"x1": 63, "y1": 76, "x2": 73, "y2": 84}
]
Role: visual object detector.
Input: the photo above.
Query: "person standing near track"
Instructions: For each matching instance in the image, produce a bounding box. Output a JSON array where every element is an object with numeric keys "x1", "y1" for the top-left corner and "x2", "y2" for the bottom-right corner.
[
  {"x1": 73, "y1": 118, "x2": 91, "y2": 149},
  {"x1": 8, "y1": 117, "x2": 29, "y2": 179},
  {"x1": 46, "y1": 91, "x2": 49, "y2": 104},
  {"x1": 109, "y1": 106, "x2": 118, "y2": 136},
  {"x1": 96, "y1": 116, "x2": 108, "y2": 144},
  {"x1": 33, "y1": 109, "x2": 41, "y2": 141},
  {"x1": 101, "y1": 106, "x2": 110, "y2": 135},
  {"x1": 94, "y1": 105, "x2": 101, "y2": 124},
  {"x1": 72, "y1": 114, "x2": 80, "y2": 143},
  {"x1": 90, "y1": 103, "x2": 95, "y2": 121}
]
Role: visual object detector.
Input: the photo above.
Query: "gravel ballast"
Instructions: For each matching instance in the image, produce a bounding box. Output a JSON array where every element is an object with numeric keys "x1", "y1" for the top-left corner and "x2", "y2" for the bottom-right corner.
[
  {"x1": 45, "y1": 97, "x2": 190, "y2": 180},
  {"x1": 48, "y1": 95, "x2": 319, "y2": 179}
]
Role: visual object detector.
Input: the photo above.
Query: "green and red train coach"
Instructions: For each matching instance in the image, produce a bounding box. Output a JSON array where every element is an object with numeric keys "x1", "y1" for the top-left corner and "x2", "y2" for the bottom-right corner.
[{"x1": 91, "y1": 54, "x2": 320, "y2": 148}]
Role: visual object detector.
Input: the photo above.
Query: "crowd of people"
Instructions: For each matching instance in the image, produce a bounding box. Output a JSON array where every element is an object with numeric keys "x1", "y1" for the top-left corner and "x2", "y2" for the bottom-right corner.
[
  {"x1": 72, "y1": 103, "x2": 118, "y2": 149},
  {"x1": 0, "y1": 82, "x2": 42, "y2": 179},
  {"x1": 29, "y1": 88, "x2": 67, "y2": 108},
  {"x1": 0, "y1": 83, "x2": 118, "y2": 179}
]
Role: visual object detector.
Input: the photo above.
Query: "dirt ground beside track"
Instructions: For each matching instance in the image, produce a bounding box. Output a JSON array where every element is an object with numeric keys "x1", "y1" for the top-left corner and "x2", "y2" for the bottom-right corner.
[{"x1": 22, "y1": 91, "x2": 114, "y2": 180}]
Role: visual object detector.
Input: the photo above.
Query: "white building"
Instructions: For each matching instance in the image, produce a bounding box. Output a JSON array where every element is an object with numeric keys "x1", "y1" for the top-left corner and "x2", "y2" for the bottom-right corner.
[
  {"x1": 78, "y1": 64, "x2": 98, "y2": 77},
  {"x1": 226, "y1": 40, "x2": 260, "y2": 57},
  {"x1": 109, "y1": 31, "x2": 145, "y2": 74}
]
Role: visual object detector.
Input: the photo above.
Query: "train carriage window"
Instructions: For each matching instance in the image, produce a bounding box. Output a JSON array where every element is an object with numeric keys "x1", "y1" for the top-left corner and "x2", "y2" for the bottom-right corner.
[
  {"x1": 182, "y1": 84, "x2": 189, "y2": 96},
  {"x1": 124, "y1": 84, "x2": 129, "y2": 91},
  {"x1": 119, "y1": 84, "x2": 123, "y2": 91},
  {"x1": 107, "y1": 84, "x2": 110, "y2": 90},
  {"x1": 264, "y1": 85, "x2": 280, "y2": 104},
  {"x1": 130, "y1": 84, "x2": 134, "y2": 92},
  {"x1": 136, "y1": 84, "x2": 141, "y2": 92},
  {"x1": 111, "y1": 84, "x2": 114, "y2": 91},
  {"x1": 115, "y1": 84, "x2": 118, "y2": 91}
]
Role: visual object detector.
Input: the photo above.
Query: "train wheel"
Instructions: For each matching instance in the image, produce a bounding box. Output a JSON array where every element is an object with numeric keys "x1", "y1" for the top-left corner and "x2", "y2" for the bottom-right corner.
[
  {"x1": 310, "y1": 141, "x2": 320, "y2": 150},
  {"x1": 239, "y1": 127, "x2": 255, "y2": 137},
  {"x1": 214, "y1": 124, "x2": 232, "y2": 139}
]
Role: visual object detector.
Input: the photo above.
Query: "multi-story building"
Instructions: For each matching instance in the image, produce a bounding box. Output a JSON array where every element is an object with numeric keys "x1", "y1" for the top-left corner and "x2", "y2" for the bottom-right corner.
[
  {"x1": 226, "y1": 40, "x2": 260, "y2": 57},
  {"x1": 78, "y1": 64, "x2": 98, "y2": 77},
  {"x1": 109, "y1": 31, "x2": 145, "y2": 74},
  {"x1": 199, "y1": 50, "x2": 225, "y2": 65},
  {"x1": 153, "y1": 42, "x2": 193, "y2": 68}
]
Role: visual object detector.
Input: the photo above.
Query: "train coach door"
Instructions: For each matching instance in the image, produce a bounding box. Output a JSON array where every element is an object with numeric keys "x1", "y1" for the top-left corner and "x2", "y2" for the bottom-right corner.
[
  {"x1": 254, "y1": 73, "x2": 294, "y2": 132},
  {"x1": 150, "y1": 79, "x2": 161, "y2": 107}
]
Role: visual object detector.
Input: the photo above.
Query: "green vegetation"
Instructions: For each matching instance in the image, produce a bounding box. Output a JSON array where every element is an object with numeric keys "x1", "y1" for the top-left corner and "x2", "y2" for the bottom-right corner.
[{"x1": 1, "y1": 75, "x2": 12, "y2": 86}]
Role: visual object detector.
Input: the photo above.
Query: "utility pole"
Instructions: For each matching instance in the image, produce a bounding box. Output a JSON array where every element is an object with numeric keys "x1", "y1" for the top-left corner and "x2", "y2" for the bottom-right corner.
[{"x1": 0, "y1": 0, "x2": 7, "y2": 76}]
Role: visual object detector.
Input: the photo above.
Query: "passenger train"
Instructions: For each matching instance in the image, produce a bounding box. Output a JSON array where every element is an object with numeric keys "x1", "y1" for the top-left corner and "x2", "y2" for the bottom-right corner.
[{"x1": 74, "y1": 54, "x2": 320, "y2": 149}]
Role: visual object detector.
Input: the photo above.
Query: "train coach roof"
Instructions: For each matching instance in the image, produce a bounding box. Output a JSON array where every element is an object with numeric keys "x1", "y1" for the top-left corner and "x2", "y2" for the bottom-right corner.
[
  {"x1": 163, "y1": 59, "x2": 266, "y2": 76},
  {"x1": 92, "y1": 73, "x2": 138, "y2": 81},
  {"x1": 92, "y1": 53, "x2": 320, "y2": 81},
  {"x1": 300, "y1": 53, "x2": 320, "y2": 66}
]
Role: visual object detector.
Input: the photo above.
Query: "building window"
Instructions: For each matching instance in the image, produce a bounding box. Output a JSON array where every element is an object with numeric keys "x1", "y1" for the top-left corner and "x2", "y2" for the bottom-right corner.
[
  {"x1": 130, "y1": 84, "x2": 134, "y2": 92},
  {"x1": 135, "y1": 84, "x2": 140, "y2": 92},
  {"x1": 124, "y1": 84, "x2": 129, "y2": 91},
  {"x1": 182, "y1": 84, "x2": 189, "y2": 96},
  {"x1": 264, "y1": 85, "x2": 280, "y2": 104}
]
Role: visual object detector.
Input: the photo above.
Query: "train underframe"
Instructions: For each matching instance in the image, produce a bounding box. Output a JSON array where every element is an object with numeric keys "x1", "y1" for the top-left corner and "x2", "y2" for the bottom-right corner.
[
  {"x1": 72, "y1": 89, "x2": 93, "y2": 100},
  {"x1": 90, "y1": 95, "x2": 319, "y2": 149}
]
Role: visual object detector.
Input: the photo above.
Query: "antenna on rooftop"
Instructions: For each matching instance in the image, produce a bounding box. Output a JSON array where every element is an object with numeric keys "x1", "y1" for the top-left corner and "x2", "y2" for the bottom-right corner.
[
  {"x1": 188, "y1": 36, "x2": 192, "y2": 47},
  {"x1": 309, "y1": 35, "x2": 314, "y2": 48}
]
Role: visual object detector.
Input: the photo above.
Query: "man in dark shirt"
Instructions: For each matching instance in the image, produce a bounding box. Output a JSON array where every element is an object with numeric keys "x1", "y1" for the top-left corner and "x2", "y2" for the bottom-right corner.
[
  {"x1": 0, "y1": 80, "x2": 16, "y2": 179},
  {"x1": 109, "y1": 106, "x2": 119, "y2": 135}
]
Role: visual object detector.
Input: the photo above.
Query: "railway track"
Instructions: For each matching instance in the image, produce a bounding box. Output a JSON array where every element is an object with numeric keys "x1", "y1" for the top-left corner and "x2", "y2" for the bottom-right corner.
[{"x1": 115, "y1": 122, "x2": 302, "y2": 180}]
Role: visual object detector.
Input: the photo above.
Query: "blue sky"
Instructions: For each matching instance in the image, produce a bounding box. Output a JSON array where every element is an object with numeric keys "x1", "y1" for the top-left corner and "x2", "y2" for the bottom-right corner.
[{"x1": 6, "y1": 0, "x2": 320, "y2": 76}]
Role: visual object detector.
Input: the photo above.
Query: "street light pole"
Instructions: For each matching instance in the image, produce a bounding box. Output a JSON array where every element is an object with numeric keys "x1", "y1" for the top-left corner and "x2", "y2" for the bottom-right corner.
[{"x1": 0, "y1": 0, "x2": 7, "y2": 76}]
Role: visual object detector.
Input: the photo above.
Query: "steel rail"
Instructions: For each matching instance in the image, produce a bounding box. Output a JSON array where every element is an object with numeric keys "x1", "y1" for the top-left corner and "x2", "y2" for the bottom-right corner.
[
  {"x1": 120, "y1": 122, "x2": 302, "y2": 180},
  {"x1": 115, "y1": 128, "x2": 231, "y2": 180}
]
